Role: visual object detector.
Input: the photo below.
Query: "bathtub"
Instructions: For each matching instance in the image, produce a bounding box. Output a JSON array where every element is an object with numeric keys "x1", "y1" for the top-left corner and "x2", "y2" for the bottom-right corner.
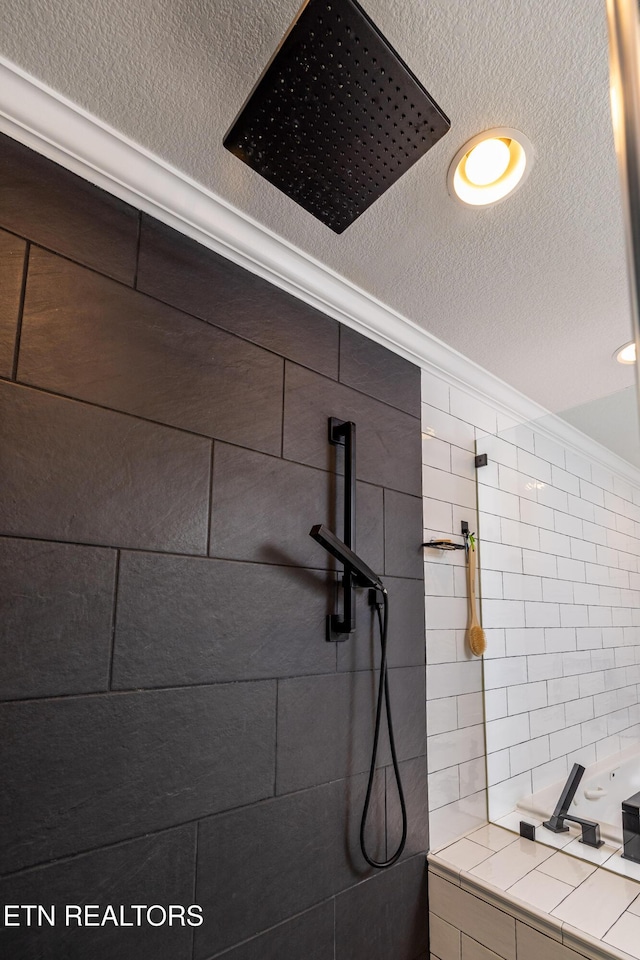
[{"x1": 517, "y1": 744, "x2": 640, "y2": 846}]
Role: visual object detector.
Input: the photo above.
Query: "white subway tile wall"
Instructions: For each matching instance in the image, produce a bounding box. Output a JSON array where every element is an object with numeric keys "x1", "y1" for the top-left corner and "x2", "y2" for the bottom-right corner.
[{"x1": 422, "y1": 369, "x2": 640, "y2": 847}]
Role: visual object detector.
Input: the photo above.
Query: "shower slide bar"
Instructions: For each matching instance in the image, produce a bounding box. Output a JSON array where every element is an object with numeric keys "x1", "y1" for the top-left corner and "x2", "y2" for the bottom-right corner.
[{"x1": 327, "y1": 417, "x2": 357, "y2": 639}]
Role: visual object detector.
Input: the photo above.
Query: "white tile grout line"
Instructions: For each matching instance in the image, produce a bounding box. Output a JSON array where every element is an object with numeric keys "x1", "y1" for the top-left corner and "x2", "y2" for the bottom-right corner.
[
  {"x1": 421, "y1": 382, "x2": 640, "y2": 844},
  {"x1": 431, "y1": 836, "x2": 640, "y2": 958},
  {"x1": 432, "y1": 860, "x2": 636, "y2": 959},
  {"x1": 503, "y1": 864, "x2": 582, "y2": 916}
]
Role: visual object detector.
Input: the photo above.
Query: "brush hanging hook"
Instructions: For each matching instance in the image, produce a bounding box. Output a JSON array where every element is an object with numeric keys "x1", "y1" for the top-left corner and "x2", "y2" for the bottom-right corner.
[
  {"x1": 463, "y1": 527, "x2": 476, "y2": 557},
  {"x1": 422, "y1": 520, "x2": 469, "y2": 552}
]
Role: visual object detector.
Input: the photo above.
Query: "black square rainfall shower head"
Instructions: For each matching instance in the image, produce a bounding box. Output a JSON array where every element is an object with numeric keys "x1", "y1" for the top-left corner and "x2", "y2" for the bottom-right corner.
[{"x1": 223, "y1": 0, "x2": 450, "y2": 233}]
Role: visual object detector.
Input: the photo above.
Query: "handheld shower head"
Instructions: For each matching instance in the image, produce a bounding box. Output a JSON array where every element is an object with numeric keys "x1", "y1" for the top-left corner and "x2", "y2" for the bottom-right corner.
[{"x1": 309, "y1": 524, "x2": 383, "y2": 590}]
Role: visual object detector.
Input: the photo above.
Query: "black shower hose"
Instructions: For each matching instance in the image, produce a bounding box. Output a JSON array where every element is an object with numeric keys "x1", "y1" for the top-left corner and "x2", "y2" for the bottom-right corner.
[{"x1": 359, "y1": 587, "x2": 408, "y2": 868}]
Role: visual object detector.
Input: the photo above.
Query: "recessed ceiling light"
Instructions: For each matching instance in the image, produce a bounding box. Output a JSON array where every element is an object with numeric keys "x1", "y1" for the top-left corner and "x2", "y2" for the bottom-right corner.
[
  {"x1": 614, "y1": 340, "x2": 637, "y2": 364},
  {"x1": 448, "y1": 128, "x2": 534, "y2": 207}
]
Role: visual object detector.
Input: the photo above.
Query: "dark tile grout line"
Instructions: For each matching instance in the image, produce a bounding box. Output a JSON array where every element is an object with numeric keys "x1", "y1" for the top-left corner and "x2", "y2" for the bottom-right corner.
[
  {"x1": 199, "y1": 898, "x2": 338, "y2": 960},
  {"x1": 333, "y1": 895, "x2": 337, "y2": 960},
  {"x1": 192, "y1": 821, "x2": 199, "y2": 960},
  {"x1": 480, "y1": 718, "x2": 640, "y2": 792},
  {"x1": 384, "y1": 764, "x2": 388, "y2": 862},
  {"x1": 201, "y1": 854, "x2": 427, "y2": 960},
  {"x1": 0, "y1": 226, "x2": 422, "y2": 422},
  {"x1": 438, "y1": 522, "x2": 638, "y2": 566},
  {"x1": 0, "y1": 530, "x2": 426, "y2": 587},
  {"x1": 107, "y1": 550, "x2": 121, "y2": 691},
  {"x1": 273, "y1": 680, "x2": 279, "y2": 798},
  {"x1": 428, "y1": 462, "x2": 640, "y2": 541},
  {"x1": 0, "y1": 764, "x2": 428, "y2": 883},
  {"x1": 0, "y1": 663, "x2": 427, "y2": 709},
  {"x1": 434, "y1": 835, "x2": 640, "y2": 945},
  {"x1": 205, "y1": 441, "x2": 215, "y2": 557},
  {"x1": 280, "y1": 357, "x2": 286, "y2": 459},
  {"x1": 0, "y1": 375, "x2": 422, "y2": 501},
  {"x1": 10, "y1": 240, "x2": 29, "y2": 381},
  {"x1": 382, "y1": 487, "x2": 387, "y2": 578},
  {"x1": 2, "y1": 371, "x2": 279, "y2": 448},
  {"x1": 430, "y1": 679, "x2": 639, "y2": 710},
  {"x1": 132, "y1": 210, "x2": 142, "y2": 290},
  {"x1": 0, "y1": 819, "x2": 203, "y2": 881},
  {"x1": 422, "y1": 526, "x2": 640, "y2": 583},
  {"x1": 427, "y1": 414, "x2": 640, "y2": 513}
]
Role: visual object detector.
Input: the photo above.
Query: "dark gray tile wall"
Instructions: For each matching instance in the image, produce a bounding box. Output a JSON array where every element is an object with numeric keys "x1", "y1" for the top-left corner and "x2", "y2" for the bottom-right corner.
[
  {"x1": 136, "y1": 215, "x2": 340, "y2": 378},
  {"x1": 0, "y1": 227, "x2": 25, "y2": 377},
  {"x1": 19, "y1": 248, "x2": 284, "y2": 454},
  {"x1": 384, "y1": 489, "x2": 425, "y2": 579},
  {"x1": 0, "y1": 133, "x2": 427, "y2": 959},
  {"x1": 388, "y1": 756, "x2": 431, "y2": 863},
  {"x1": 0, "y1": 826, "x2": 197, "y2": 960},
  {"x1": 276, "y1": 667, "x2": 426, "y2": 794},
  {"x1": 0, "y1": 683, "x2": 276, "y2": 872},
  {"x1": 0, "y1": 132, "x2": 139, "y2": 283},
  {"x1": 194, "y1": 774, "x2": 385, "y2": 958},
  {"x1": 283, "y1": 362, "x2": 422, "y2": 495},
  {"x1": 0, "y1": 537, "x2": 115, "y2": 700},
  {"x1": 0, "y1": 380, "x2": 212, "y2": 552},
  {"x1": 111, "y1": 552, "x2": 336, "y2": 687},
  {"x1": 207, "y1": 902, "x2": 335, "y2": 960},
  {"x1": 334, "y1": 855, "x2": 429, "y2": 960},
  {"x1": 336, "y1": 577, "x2": 426, "y2": 672},
  {"x1": 209, "y1": 442, "x2": 384, "y2": 571},
  {"x1": 339, "y1": 327, "x2": 421, "y2": 416}
]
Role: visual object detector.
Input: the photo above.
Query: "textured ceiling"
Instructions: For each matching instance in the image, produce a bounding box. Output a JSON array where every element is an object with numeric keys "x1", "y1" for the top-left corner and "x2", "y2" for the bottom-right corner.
[
  {"x1": 2, "y1": 0, "x2": 637, "y2": 429},
  {"x1": 561, "y1": 386, "x2": 640, "y2": 468}
]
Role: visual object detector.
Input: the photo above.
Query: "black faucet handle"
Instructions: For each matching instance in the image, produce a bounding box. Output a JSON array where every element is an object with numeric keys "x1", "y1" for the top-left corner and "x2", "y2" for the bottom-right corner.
[{"x1": 562, "y1": 815, "x2": 604, "y2": 848}]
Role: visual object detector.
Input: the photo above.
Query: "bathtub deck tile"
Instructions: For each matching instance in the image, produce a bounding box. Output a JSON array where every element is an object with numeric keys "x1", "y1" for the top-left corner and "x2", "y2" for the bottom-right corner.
[
  {"x1": 507, "y1": 870, "x2": 574, "y2": 913},
  {"x1": 603, "y1": 853, "x2": 640, "y2": 885},
  {"x1": 469, "y1": 837, "x2": 554, "y2": 889},
  {"x1": 458, "y1": 869, "x2": 564, "y2": 942},
  {"x1": 536, "y1": 852, "x2": 597, "y2": 887},
  {"x1": 551, "y1": 868, "x2": 640, "y2": 939},
  {"x1": 563, "y1": 836, "x2": 621, "y2": 867},
  {"x1": 495, "y1": 811, "x2": 541, "y2": 833},
  {"x1": 603, "y1": 911, "x2": 640, "y2": 959},
  {"x1": 469, "y1": 824, "x2": 518, "y2": 852},
  {"x1": 533, "y1": 824, "x2": 582, "y2": 851},
  {"x1": 438, "y1": 839, "x2": 497, "y2": 871},
  {"x1": 431, "y1": 813, "x2": 640, "y2": 960}
]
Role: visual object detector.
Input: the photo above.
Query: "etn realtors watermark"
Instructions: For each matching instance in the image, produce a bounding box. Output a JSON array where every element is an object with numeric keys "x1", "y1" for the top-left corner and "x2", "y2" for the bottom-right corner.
[{"x1": 3, "y1": 904, "x2": 204, "y2": 927}]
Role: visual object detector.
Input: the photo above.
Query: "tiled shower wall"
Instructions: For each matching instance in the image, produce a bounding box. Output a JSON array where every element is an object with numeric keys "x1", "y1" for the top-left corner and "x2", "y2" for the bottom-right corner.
[
  {"x1": 422, "y1": 369, "x2": 493, "y2": 847},
  {"x1": 476, "y1": 418, "x2": 640, "y2": 821},
  {"x1": 422, "y1": 368, "x2": 640, "y2": 847},
  {"x1": 0, "y1": 131, "x2": 429, "y2": 960}
]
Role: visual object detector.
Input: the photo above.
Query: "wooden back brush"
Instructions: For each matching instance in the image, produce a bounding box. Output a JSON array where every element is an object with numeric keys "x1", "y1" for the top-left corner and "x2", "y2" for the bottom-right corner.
[{"x1": 466, "y1": 540, "x2": 486, "y2": 656}]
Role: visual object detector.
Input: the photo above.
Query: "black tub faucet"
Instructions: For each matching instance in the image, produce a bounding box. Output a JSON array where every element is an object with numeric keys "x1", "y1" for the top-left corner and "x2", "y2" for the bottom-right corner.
[
  {"x1": 622, "y1": 792, "x2": 640, "y2": 863},
  {"x1": 543, "y1": 763, "x2": 604, "y2": 848}
]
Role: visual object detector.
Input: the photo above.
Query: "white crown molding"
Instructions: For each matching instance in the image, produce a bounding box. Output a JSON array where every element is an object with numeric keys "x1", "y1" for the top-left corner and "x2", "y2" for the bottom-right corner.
[{"x1": 1, "y1": 54, "x2": 639, "y2": 485}]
